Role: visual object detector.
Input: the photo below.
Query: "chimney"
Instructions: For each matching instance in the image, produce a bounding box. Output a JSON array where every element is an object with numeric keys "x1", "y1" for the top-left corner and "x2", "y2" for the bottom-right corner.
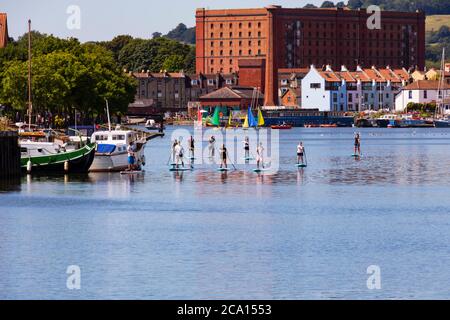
[
  {"x1": 325, "y1": 65, "x2": 333, "y2": 72},
  {"x1": 341, "y1": 65, "x2": 348, "y2": 72}
]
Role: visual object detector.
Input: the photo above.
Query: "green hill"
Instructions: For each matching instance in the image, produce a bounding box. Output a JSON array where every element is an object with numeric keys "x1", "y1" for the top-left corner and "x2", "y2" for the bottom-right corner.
[{"x1": 426, "y1": 15, "x2": 450, "y2": 33}]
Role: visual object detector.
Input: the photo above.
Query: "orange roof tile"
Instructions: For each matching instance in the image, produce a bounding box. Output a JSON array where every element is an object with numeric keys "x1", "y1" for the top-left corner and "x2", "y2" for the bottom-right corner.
[
  {"x1": 319, "y1": 71, "x2": 340, "y2": 82},
  {"x1": 403, "y1": 80, "x2": 450, "y2": 90}
]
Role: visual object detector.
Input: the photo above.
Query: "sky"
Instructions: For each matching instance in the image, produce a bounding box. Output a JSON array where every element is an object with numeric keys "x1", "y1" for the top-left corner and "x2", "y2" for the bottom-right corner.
[{"x1": 1, "y1": 0, "x2": 343, "y2": 42}]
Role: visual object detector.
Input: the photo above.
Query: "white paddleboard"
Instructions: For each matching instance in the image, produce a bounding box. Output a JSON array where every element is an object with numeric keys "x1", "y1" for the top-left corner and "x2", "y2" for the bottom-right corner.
[
  {"x1": 169, "y1": 167, "x2": 193, "y2": 172},
  {"x1": 120, "y1": 170, "x2": 145, "y2": 175}
]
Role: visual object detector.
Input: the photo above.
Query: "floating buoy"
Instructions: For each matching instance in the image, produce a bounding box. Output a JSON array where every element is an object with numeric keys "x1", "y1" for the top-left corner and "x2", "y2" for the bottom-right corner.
[
  {"x1": 27, "y1": 160, "x2": 32, "y2": 173},
  {"x1": 64, "y1": 161, "x2": 69, "y2": 172}
]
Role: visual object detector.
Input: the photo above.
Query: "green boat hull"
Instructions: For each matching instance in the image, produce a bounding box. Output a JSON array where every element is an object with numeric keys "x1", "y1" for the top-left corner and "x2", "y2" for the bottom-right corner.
[{"x1": 21, "y1": 143, "x2": 96, "y2": 174}]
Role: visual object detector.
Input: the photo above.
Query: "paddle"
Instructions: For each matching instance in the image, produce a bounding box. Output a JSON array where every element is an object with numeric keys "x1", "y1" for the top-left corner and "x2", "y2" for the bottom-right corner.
[
  {"x1": 226, "y1": 152, "x2": 237, "y2": 171},
  {"x1": 304, "y1": 147, "x2": 308, "y2": 167},
  {"x1": 166, "y1": 148, "x2": 173, "y2": 165}
]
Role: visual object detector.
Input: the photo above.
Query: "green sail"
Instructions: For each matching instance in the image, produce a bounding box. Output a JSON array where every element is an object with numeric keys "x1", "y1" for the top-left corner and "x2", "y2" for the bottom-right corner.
[{"x1": 211, "y1": 107, "x2": 220, "y2": 126}]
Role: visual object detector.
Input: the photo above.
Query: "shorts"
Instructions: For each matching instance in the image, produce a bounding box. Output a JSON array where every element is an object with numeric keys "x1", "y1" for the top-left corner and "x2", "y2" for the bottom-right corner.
[
  {"x1": 297, "y1": 153, "x2": 303, "y2": 157},
  {"x1": 128, "y1": 156, "x2": 135, "y2": 165}
]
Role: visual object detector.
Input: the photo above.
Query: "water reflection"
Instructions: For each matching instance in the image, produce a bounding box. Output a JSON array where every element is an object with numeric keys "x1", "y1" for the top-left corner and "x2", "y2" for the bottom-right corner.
[{"x1": 0, "y1": 177, "x2": 21, "y2": 193}]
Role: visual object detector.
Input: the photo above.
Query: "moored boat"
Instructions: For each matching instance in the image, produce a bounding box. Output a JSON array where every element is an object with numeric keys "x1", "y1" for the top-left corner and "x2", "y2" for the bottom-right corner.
[
  {"x1": 89, "y1": 128, "x2": 147, "y2": 172},
  {"x1": 271, "y1": 123, "x2": 292, "y2": 130},
  {"x1": 20, "y1": 140, "x2": 96, "y2": 173}
]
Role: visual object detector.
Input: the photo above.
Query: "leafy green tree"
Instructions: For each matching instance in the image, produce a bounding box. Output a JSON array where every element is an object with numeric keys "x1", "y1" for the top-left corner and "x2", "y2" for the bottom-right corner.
[
  {"x1": 100, "y1": 35, "x2": 133, "y2": 60},
  {"x1": 321, "y1": 1, "x2": 336, "y2": 8},
  {"x1": 303, "y1": 4, "x2": 318, "y2": 9}
]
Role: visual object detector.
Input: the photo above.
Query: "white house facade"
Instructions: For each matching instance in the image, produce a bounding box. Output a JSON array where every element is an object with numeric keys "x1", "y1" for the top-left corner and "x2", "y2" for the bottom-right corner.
[
  {"x1": 301, "y1": 65, "x2": 410, "y2": 112},
  {"x1": 394, "y1": 80, "x2": 450, "y2": 113}
]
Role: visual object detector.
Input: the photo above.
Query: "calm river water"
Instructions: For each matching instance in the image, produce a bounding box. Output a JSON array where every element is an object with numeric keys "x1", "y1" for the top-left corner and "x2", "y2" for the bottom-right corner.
[{"x1": 1, "y1": 127, "x2": 449, "y2": 299}]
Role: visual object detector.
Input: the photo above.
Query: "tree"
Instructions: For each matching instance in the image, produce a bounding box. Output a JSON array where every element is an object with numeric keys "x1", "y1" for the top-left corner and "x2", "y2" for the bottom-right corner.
[
  {"x1": 347, "y1": 0, "x2": 364, "y2": 9},
  {"x1": 162, "y1": 55, "x2": 185, "y2": 72},
  {"x1": 321, "y1": 1, "x2": 336, "y2": 8},
  {"x1": 101, "y1": 35, "x2": 133, "y2": 60},
  {"x1": 303, "y1": 4, "x2": 318, "y2": 9},
  {"x1": 0, "y1": 33, "x2": 137, "y2": 121},
  {"x1": 152, "y1": 32, "x2": 162, "y2": 39},
  {"x1": 117, "y1": 37, "x2": 195, "y2": 73},
  {"x1": 165, "y1": 23, "x2": 195, "y2": 44}
]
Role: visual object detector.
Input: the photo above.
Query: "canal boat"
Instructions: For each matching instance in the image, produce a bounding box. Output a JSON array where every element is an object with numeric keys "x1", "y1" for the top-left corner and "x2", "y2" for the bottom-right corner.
[{"x1": 20, "y1": 140, "x2": 96, "y2": 173}]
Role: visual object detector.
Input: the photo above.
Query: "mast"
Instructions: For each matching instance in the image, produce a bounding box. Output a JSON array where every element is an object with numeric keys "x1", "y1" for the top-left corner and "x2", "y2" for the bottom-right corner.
[
  {"x1": 435, "y1": 48, "x2": 446, "y2": 118},
  {"x1": 27, "y1": 19, "x2": 32, "y2": 130}
]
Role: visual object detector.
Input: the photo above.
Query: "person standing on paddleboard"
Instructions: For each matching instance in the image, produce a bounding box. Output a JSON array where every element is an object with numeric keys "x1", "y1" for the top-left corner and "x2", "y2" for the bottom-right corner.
[
  {"x1": 189, "y1": 136, "x2": 195, "y2": 159},
  {"x1": 127, "y1": 141, "x2": 136, "y2": 171},
  {"x1": 256, "y1": 142, "x2": 264, "y2": 169},
  {"x1": 209, "y1": 136, "x2": 216, "y2": 158},
  {"x1": 354, "y1": 133, "x2": 361, "y2": 156},
  {"x1": 172, "y1": 139, "x2": 178, "y2": 163},
  {"x1": 219, "y1": 144, "x2": 228, "y2": 169},
  {"x1": 297, "y1": 142, "x2": 305, "y2": 165},
  {"x1": 243, "y1": 137, "x2": 250, "y2": 159},
  {"x1": 174, "y1": 141, "x2": 185, "y2": 168}
]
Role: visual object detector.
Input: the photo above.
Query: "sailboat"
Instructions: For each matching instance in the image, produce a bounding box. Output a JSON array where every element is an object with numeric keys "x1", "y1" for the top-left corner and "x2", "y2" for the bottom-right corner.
[
  {"x1": 257, "y1": 108, "x2": 265, "y2": 128},
  {"x1": 434, "y1": 48, "x2": 449, "y2": 128},
  {"x1": 20, "y1": 20, "x2": 96, "y2": 174},
  {"x1": 207, "y1": 106, "x2": 221, "y2": 127}
]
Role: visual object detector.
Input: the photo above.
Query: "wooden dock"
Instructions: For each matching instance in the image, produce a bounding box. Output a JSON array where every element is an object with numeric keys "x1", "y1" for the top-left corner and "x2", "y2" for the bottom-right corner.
[{"x1": 0, "y1": 131, "x2": 21, "y2": 178}]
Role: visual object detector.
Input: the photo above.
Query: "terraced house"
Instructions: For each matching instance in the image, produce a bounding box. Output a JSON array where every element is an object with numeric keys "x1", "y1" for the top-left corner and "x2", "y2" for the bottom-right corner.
[
  {"x1": 301, "y1": 65, "x2": 411, "y2": 112},
  {"x1": 0, "y1": 13, "x2": 9, "y2": 48}
]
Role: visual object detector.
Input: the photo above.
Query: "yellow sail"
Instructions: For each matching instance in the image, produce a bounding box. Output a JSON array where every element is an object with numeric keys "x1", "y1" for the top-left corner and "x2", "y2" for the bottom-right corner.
[
  {"x1": 257, "y1": 108, "x2": 265, "y2": 127},
  {"x1": 243, "y1": 115, "x2": 249, "y2": 128},
  {"x1": 228, "y1": 110, "x2": 232, "y2": 127}
]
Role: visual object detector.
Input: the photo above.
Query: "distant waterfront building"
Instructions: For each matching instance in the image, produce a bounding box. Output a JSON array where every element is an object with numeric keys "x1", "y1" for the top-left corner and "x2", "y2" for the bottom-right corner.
[
  {"x1": 395, "y1": 80, "x2": 450, "y2": 113},
  {"x1": 198, "y1": 86, "x2": 264, "y2": 110},
  {"x1": 301, "y1": 65, "x2": 411, "y2": 112},
  {"x1": 130, "y1": 71, "x2": 238, "y2": 114},
  {"x1": 0, "y1": 13, "x2": 9, "y2": 48},
  {"x1": 196, "y1": 6, "x2": 426, "y2": 105}
]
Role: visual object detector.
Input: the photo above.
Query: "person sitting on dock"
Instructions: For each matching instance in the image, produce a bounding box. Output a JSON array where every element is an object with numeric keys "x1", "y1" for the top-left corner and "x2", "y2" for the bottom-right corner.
[
  {"x1": 256, "y1": 142, "x2": 264, "y2": 169},
  {"x1": 354, "y1": 133, "x2": 361, "y2": 156},
  {"x1": 297, "y1": 142, "x2": 305, "y2": 165},
  {"x1": 174, "y1": 141, "x2": 185, "y2": 168},
  {"x1": 127, "y1": 141, "x2": 136, "y2": 171},
  {"x1": 219, "y1": 144, "x2": 228, "y2": 169}
]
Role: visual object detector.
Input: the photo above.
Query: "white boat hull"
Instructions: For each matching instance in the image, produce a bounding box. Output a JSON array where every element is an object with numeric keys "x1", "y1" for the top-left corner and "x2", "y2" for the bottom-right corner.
[{"x1": 90, "y1": 147, "x2": 146, "y2": 172}]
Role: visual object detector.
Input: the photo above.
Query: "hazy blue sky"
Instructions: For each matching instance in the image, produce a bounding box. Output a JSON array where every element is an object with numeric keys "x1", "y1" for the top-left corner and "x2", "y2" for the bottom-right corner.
[{"x1": 2, "y1": 0, "x2": 341, "y2": 42}]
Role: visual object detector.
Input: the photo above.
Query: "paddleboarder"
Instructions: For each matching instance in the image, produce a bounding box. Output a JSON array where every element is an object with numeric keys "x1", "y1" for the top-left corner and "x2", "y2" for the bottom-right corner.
[
  {"x1": 297, "y1": 142, "x2": 305, "y2": 165},
  {"x1": 209, "y1": 136, "x2": 216, "y2": 158},
  {"x1": 171, "y1": 139, "x2": 178, "y2": 163},
  {"x1": 243, "y1": 137, "x2": 250, "y2": 159},
  {"x1": 127, "y1": 141, "x2": 136, "y2": 171},
  {"x1": 354, "y1": 132, "x2": 361, "y2": 157},
  {"x1": 219, "y1": 144, "x2": 228, "y2": 169},
  {"x1": 174, "y1": 141, "x2": 185, "y2": 168},
  {"x1": 256, "y1": 142, "x2": 264, "y2": 170},
  {"x1": 188, "y1": 135, "x2": 195, "y2": 159}
]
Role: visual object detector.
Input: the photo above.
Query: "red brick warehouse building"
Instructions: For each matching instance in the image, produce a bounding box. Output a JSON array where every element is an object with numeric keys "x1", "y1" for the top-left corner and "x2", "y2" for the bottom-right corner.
[
  {"x1": 195, "y1": 6, "x2": 426, "y2": 106},
  {"x1": 0, "y1": 13, "x2": 9, "y2": 48}
]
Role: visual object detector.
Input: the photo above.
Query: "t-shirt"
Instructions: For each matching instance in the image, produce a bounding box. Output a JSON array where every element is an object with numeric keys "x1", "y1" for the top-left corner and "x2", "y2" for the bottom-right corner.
[
  {"x1": 297, "y1": 145, "x2": 304, "y2": 154},
  {"x1": 127, "y1": 145, "x2": 134, "y2": 157}
]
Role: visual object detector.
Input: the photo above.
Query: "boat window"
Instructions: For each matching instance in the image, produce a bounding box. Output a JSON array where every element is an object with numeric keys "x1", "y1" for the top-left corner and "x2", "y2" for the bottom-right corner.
[
  {"x1": 112, "y1": 135, "x2": 125, "y2": 141},
  {"x1": 95, "y1": 135, "x2": 108, "y2": 141}
]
